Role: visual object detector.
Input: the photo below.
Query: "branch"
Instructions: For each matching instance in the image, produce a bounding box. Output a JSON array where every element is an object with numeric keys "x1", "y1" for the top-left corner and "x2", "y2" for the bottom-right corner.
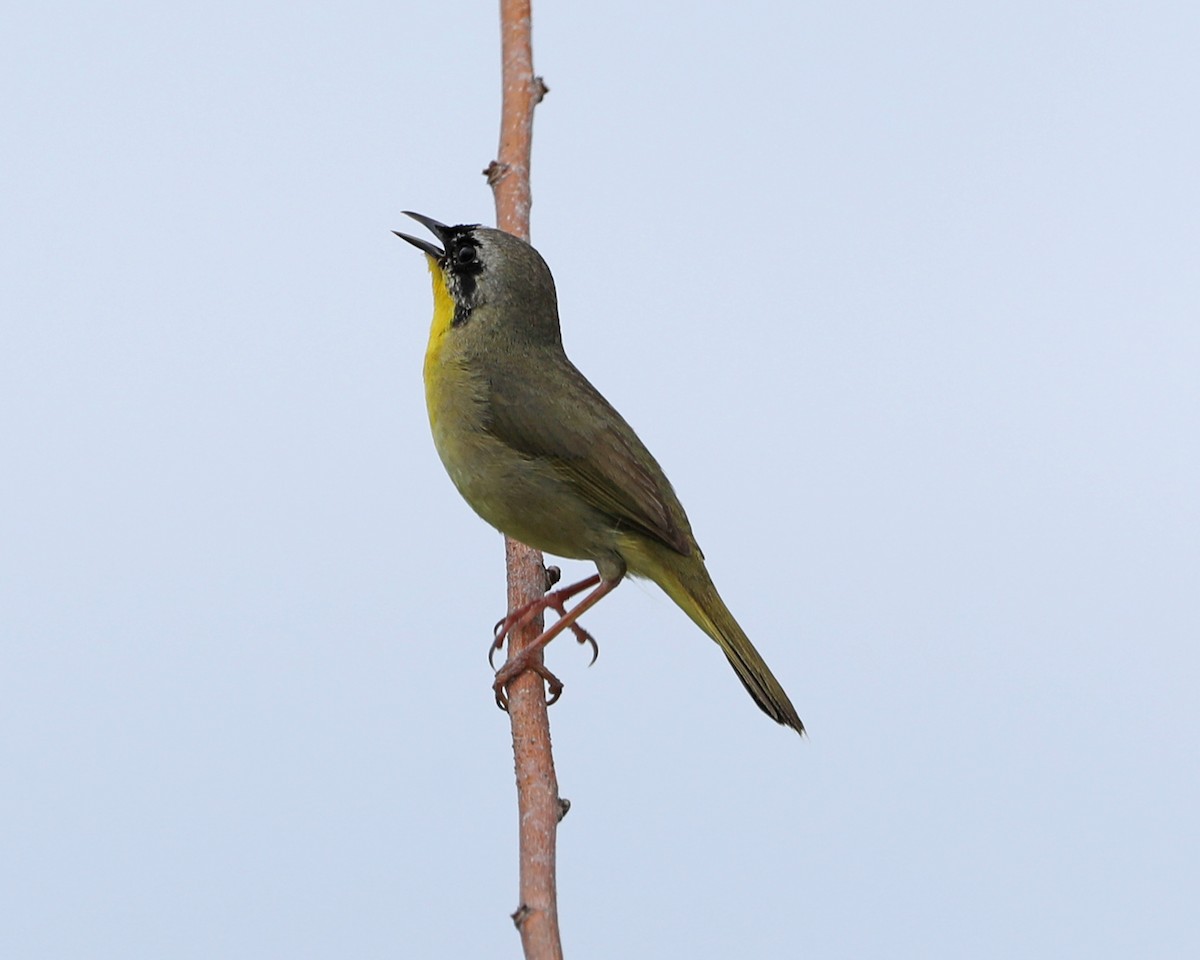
[{"x1": 487, "y1": 3, "x2": 562, "y2": 959}]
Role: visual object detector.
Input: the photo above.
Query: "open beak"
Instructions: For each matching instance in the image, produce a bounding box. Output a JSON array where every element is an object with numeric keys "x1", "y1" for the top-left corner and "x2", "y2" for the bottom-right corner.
[{"x1": 392, "y1": 211, "x2": 450, "y2": 259}]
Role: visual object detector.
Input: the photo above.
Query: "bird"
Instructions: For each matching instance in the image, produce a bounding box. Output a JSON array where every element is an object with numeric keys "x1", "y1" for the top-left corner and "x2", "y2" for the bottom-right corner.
[{"x1": 394, "y1": 213, "x2": 803, "y2": 734}]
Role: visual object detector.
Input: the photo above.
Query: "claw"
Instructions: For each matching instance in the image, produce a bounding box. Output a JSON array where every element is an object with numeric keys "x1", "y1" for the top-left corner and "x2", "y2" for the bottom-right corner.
[
  {"x1": 486, "y1": 572, "x2": 602, "y2": 666},
  {"x1": 490, "y1": 594, "x2": 547, "y2": 648},
  {"x1": 489, "y1": 617, "x2": 510, "y2": 668},
  {"x1": 550, "y1": 611, "x2": 599, "y2": 666},
  {"x1": 485, "y1": 573, "x2": 617, "y2": 711},
  {"x1": 577, "y1": 627, "x2": 599, "y2": 666},
  {"x1": 494, "y1": 658, "x2": 564, "y2": 711},
  {"x1": 489, "y1": 602, "x2": 540, "y2": 667}
]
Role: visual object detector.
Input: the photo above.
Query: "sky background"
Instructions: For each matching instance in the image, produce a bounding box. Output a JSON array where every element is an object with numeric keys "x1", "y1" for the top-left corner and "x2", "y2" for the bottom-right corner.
[{"x1": 3, "y1": 2, "x2": 1197, "y2": 957}]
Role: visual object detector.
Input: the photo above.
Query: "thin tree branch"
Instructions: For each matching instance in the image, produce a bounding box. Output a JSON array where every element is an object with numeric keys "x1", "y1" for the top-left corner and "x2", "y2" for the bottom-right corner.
[{"x1": 486, "y1": 3, "x2": 562, "y2": 959}]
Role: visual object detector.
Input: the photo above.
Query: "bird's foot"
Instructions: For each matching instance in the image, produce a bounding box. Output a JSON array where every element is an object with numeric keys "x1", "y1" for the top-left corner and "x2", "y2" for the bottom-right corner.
[
  {"x1": 489, "y1": 572, "x2": 602, "y2": 668},
  {"x1": 493, "y1": 653, "x2": 564, "y2": 711},
  {"x1": 488, "y1": 573, "x2": 620, "y2": 712}
]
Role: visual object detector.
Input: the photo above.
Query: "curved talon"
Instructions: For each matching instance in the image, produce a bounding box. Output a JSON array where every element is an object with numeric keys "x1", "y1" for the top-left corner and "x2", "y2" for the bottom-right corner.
[
  {"x1": 575, "y1": 626, "x2": 599, "y2": 666},
  {"x1": 485, "y1": 573, "x2": 611, "y2": 708},
  {"x1": 487, "y1": 576, "x2": 596, "y2": 666},
  {"x1": 493, "y1": 659, "x2": 564, "y2": 711},
  {"x1": 491, "y1": 596, "x2": 546, "y2": 647},
  {"x1": 489, "y1": 603, "x2": 541, "y2": 666},
  {"x1": 541, "y1": 599, "x2": 599, "y2": 666},
  {"x1": 489, "y1": 617, "x2": 510, "y2": 669}
]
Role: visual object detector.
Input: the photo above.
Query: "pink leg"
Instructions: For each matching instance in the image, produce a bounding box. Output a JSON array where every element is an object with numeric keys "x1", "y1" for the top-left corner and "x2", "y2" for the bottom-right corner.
[
  {"x1": 493, "y1": 577, "x2": 621, "y2": 711},
  {"x1": 490, "y1": 573, "x2": 602, "y2": 667}
]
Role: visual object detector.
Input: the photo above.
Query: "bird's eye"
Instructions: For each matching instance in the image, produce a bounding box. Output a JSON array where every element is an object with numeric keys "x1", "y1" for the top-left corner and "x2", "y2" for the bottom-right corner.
[{"x1": 455, "y1": 245, "x2": 477, "y2": 265}]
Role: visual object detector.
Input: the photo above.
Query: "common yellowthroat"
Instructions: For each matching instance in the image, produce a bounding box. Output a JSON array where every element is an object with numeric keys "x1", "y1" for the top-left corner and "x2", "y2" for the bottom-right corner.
[{"x1": 395, "y1": 213, "x2": 803, "y2": 734}]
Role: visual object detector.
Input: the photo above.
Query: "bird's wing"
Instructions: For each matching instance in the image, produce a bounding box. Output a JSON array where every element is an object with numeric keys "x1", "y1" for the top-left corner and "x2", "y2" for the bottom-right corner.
[{"x1": 484, "y1": 357, "x2": 693, "y2": 557}]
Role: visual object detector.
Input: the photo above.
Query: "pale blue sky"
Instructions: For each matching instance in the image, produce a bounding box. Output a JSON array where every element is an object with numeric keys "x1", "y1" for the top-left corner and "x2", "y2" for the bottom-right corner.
[{"x1": 3, "y1": 2, "x2": 1197, "y2": 957}]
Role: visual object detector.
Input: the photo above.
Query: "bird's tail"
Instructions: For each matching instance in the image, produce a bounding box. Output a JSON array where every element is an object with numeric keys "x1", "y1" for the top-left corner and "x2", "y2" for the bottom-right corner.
[{"x1": 653, "y1": 555, "x2": 805, "y2": 735}]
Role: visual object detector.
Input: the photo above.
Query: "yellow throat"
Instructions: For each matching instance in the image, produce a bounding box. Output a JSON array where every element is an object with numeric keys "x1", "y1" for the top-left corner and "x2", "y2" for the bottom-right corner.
[{"x1": 422, "y1": 256, "x2": 456, "y2": 428}]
